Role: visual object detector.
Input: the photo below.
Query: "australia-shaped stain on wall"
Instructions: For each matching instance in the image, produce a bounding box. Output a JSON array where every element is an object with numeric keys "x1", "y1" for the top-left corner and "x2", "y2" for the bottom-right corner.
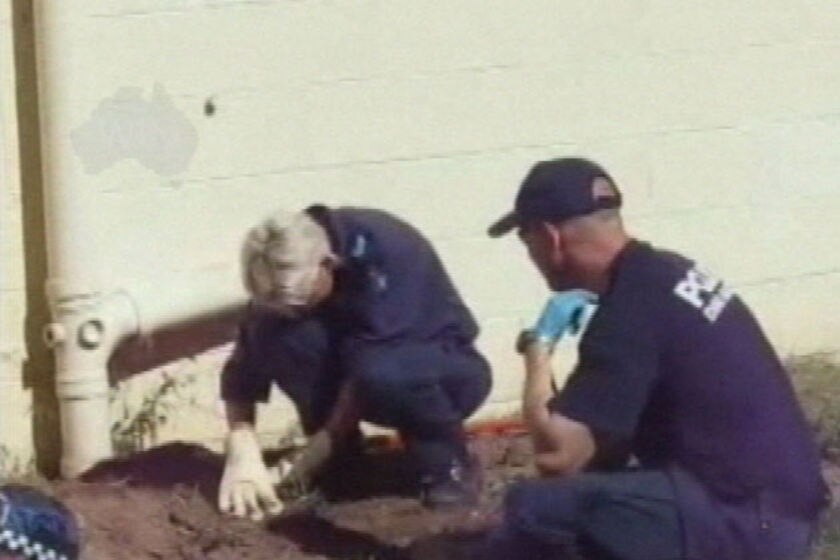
[{"x1": 72, "y1": 84, "x2": 198, "y2": 176}]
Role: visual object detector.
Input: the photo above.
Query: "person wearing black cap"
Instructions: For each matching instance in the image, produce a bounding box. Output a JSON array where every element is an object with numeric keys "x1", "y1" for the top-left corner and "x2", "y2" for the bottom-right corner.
[
  {"x1": 0, "y1": 485, "x2": 81, "y2": 560},
  {"x1": 482, "y1": 157, "x2": 829, "y2": 559}
]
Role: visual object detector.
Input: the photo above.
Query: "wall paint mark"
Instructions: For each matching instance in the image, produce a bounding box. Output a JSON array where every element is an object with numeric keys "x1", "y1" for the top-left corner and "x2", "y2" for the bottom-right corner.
[
  {"x1": 72, "y1": 84, "x2": 198, "y2": 176},
  {"x1": 203, "y1": 97, "x2": 216, "y2": 117}
]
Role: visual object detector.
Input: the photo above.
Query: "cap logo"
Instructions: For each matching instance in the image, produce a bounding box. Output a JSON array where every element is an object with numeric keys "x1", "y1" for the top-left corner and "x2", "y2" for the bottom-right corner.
[{"x1": 591, "y1": 176, "x2": 618, "y2": 204}]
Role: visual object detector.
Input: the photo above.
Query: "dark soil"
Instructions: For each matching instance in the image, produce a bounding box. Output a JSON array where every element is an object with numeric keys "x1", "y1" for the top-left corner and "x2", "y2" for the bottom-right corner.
[
  {"x1": 45, "y1": 433, "x2": 840, "y2": 559},
  {"x1": 54, "y1": 433, "x2": 534, "y2": 560}
]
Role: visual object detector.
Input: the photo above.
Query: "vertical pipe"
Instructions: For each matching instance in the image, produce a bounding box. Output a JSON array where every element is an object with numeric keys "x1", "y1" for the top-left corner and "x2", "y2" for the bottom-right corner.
[
  {"x1": 32, "y1": 3, "x2": 141, "y2": 478},
  {"x1": 33, "y1": 2, "x2": 102, "y2": 297},
  {"x1": 44, "y1": 291, "x2": 138, "y2": 478},
  {"x1": 31, "y1": 3, "x2": 243, "y2": 476}
]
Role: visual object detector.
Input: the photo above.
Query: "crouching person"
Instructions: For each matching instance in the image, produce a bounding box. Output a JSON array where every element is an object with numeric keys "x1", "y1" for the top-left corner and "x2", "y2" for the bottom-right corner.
[
  {"x1": 481, "y1": 157, "x2": 828, "y2": 559},
  {"x1": 217, "y1": 205, "x2": 491, "y2": 521}
]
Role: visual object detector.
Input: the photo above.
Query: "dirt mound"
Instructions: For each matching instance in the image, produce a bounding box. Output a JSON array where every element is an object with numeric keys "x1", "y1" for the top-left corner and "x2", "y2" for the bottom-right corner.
[
  {"x1": 43, "y1": 435, "x2": 840, "y2": 559},
  {"x1": 53, "y1": 434, "x2": 532, "y2": 560}
]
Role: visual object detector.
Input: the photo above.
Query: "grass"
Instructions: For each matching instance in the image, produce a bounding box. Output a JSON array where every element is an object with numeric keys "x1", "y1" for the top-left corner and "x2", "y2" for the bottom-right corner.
[{"x1": 786, "y1": 353, "x2": 840, "y2": 559}]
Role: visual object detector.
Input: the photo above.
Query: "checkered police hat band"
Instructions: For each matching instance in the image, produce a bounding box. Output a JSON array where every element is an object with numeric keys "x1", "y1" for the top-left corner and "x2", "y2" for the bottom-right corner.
[{"x1": 0, "y1": 528, "x2": 68, "y2": 560}]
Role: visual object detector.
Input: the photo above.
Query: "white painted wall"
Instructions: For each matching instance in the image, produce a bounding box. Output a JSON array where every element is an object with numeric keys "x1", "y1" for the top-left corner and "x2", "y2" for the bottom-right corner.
[
  {"x1": 3, "y1": 0, "x2": 840, "y2": 471},
  {"x1": 1, "y1": 0, "x2": 36, "y2": 474}
]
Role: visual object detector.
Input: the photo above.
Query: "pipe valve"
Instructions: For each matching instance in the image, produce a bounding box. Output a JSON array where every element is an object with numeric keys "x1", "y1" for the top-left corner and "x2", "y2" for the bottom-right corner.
[
  {"x1": 77, "y1": 319, "x2": 105, "y2": 350},
  {"x1": 43, "y1": 322, "x2": 67, "y2": 347}
]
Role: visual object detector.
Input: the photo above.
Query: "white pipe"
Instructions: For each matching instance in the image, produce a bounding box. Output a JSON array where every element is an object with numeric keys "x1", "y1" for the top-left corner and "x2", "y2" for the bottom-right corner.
[
  {"x1": 30, "y1": 4, "x2": 152, "y2": 477},
  {"x1": 33, "y1": 3, "x2": 104, "y2": 298},
  {"x1": 43, "y1": 291, "x2": 139, "y2": 478},
  {"x1": 33, "y1": 4, "x2": 244, "y2": 477},
  {"x1": 34, "y1": 2, "x2": 127, "y2": 478},
  {"x1": 41, "y1": 278, "x2": 245, "y2": 478}
]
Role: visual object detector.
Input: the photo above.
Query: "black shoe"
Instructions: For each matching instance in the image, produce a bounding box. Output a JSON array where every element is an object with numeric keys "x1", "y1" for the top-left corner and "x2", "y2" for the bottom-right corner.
[{"x1": 420, "y1": 459, "x2": 480, "y2": 510}]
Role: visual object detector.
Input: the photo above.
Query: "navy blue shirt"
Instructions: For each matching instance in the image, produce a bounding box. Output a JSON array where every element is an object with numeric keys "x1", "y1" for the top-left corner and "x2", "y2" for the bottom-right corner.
[
  {"x1": 307, "y1": 205, "x2": 479, "y2": 345},
  {"x1": 552, "y1": 240, "x2": 827, "y2": 520},
  {"x1": 222, "y1": 206, "x2": 481, "y2": 403}
]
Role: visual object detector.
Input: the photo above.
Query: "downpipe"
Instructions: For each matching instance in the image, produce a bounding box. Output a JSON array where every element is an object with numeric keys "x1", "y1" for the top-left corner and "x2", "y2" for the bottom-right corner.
[{"x1": 43, "y1": 287, "x2": 139, "y2": 478}]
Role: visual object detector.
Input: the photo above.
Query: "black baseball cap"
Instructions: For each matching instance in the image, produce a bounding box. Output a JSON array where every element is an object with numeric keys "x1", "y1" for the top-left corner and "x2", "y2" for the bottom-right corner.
[{"x1": 488, "y1": 157, "x2": 622, "y2": 237}]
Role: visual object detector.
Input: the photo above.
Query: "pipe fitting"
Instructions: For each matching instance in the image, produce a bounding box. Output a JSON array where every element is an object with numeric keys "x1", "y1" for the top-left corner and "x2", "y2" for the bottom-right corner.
[
  {"x1": 77, "y1": 319, "x2": 105, "y2": 349},
  {"x1": 43, "y1": 322, "x2": 67, "y2": 347},
  {"x1": 46, "y1": 289, "x2": 140, "y2": 477}
]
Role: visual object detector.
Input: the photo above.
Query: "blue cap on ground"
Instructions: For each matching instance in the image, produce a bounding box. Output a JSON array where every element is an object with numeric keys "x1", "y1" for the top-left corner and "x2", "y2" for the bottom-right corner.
[{"x1": 0, "y1": 485, "x2": 80, "y2": 560}]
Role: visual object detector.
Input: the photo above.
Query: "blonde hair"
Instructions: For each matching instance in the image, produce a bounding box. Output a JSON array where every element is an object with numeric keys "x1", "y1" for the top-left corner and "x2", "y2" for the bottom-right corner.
[{"x1": 240, "y1": 210, "x2": 331, "y2": 314}]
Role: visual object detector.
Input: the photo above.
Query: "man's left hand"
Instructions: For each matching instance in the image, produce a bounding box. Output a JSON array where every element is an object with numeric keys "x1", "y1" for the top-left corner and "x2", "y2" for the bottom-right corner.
[
  {"x1": 520, "y1": 290, "x2": 597, "y2": 354},
  {"x1": 275, "y1": 430, "x2": 333, "y2": 500}
]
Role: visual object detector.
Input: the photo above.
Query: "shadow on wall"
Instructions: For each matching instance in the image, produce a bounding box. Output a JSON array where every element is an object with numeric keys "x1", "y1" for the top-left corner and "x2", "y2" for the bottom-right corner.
[
  {"x1": 108, "y1": 306, "x2": 243, "y2": 384},
  {"x1": 13, "y1": 0, "x2": 60, "y2": 477}
]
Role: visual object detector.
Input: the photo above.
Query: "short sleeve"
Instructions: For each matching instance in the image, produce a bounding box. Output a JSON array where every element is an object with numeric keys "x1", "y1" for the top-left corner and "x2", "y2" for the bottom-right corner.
[{"x1": 550, "y1": 302, "x2": 661, "y2": 442}]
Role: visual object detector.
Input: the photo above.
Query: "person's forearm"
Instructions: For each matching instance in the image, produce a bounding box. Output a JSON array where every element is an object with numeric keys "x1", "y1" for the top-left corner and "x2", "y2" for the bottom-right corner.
[
  {"x1": 324, "y1": 379, "x2": 362, "y2": 440},
  {"x1": 522, "y1": 347, "x2": 558, "y2": 453},
  {"x1": 282, "y1": 380, "x2": 360, "y2": 491},
  {"x1": 226, "y1": 400, "x2": 257, "y2": 431}
]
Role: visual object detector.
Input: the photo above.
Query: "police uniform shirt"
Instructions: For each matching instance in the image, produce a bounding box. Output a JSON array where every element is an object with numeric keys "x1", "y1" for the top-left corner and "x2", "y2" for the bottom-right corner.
[
  {"x1": 222, "y1": 205, "x2": 480, "y2": 403},
  {"x1": 306, "y1": 205, "x2": 478, "y2": 345},
  {"x1": 550, "y1": 240, "x2": 827, "y2": 555}
]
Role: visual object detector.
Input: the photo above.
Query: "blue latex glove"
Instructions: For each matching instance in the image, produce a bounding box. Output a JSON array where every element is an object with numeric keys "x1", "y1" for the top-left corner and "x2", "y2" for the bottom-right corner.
[{"x1": 531, "y1": 289, "x2": 597, "y2": 349}]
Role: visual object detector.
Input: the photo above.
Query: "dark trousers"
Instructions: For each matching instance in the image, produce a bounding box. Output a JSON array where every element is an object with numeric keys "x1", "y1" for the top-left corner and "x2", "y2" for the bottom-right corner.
[
  {"x1": 244, "y1": 312, "x2": 492, "y2": 473},
  {"x1": 484, "y1": 468, "x2": 819, "y2": 560},
  {"x1": 483, "y1": 470, "x2": 683, "y2": 560}
]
